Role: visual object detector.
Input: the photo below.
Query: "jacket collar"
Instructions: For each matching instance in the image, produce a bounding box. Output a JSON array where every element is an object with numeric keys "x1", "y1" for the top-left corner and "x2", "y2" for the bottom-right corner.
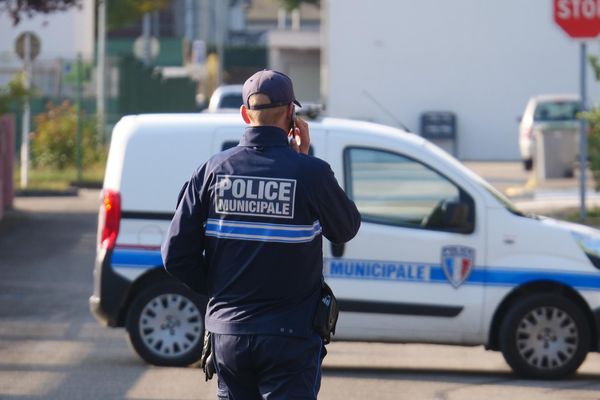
[{"x1": 239, "y1": 126, "x2": 288, "y2": 147}]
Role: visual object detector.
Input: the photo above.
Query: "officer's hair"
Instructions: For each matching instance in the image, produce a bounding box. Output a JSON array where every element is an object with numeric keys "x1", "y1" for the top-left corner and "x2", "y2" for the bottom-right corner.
[{"x1": 247, "y1": 93, "x2": 288, "y2": 125}]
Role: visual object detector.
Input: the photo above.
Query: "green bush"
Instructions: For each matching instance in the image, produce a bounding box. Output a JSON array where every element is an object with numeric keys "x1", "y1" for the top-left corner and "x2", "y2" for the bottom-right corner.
[
  {"x1": 32, "y1": 100, "x2": 104, "y2": 170},
  {"x1": 0, "y1": 72, "x2": 32, "y2": 114},
  {"x1": 581, "y1": 108, "x2": 600, "y2": 189}
]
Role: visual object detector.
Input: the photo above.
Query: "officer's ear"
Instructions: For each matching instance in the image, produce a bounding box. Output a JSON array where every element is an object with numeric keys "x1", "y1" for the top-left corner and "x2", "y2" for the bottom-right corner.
[{"x1": 240, "y1": 105, "x2": 251, "y2": 124}]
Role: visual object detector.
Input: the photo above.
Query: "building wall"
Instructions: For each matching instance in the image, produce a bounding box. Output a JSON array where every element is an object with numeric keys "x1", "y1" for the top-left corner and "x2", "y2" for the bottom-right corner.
[
  {"x1": 324, "y1": 0, "x2": 600, "y2": 160},
  {"x1": 268, "y1": 30, "x2": 321, "y2": 103},
  {"x1": 0, "y1": 0, "x2": 95, "y2": 63}
]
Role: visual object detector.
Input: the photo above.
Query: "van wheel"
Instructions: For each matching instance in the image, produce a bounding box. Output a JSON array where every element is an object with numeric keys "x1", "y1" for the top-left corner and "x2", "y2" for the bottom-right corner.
[
  {"x1": 126, "y1": 282, "x2": 206, "y2": 367},
  {"x1": 523, "y1": 158, "x2": 533, "y2": 171},
  {"x1": 499, "y1": 293, "x2": 589, "y2": 379}
]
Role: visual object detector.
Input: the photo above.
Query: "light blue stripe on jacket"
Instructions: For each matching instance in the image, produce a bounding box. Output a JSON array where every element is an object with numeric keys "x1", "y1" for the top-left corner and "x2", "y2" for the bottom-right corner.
[{"x1": 205, "y1": 218, "x2": 322, "y2": 243}]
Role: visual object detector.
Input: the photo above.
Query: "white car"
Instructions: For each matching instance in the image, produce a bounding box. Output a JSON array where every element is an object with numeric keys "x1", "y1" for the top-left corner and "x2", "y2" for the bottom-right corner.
[
  {"x1": 91, "y1": 112, "x2": 600, "y2": 378},
  {"x1": 206, "y1": 84, "x2": 243, "y2": 112},
  {"x1": 518, "y1": 94, "x2": 581, "y2": 171}
]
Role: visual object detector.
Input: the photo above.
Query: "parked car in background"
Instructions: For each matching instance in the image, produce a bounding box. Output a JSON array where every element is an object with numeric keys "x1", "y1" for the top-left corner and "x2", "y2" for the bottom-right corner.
[
  {"x1": 206, "y1": 84, "x2": 243, "y2": 112},
  {"x1": 518, "y1": 94, "x2": 581, "y2": 171}
]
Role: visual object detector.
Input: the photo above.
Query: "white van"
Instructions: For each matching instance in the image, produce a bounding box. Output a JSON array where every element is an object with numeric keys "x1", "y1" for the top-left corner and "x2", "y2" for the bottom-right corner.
[{"x1": 91, "y1": 113, "x2": 600, "y2": 378}]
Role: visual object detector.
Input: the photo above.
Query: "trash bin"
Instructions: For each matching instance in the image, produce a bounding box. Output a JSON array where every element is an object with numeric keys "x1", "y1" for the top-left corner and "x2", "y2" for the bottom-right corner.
[
  {"x1": 420, "y1": 111, "x2": 457, "y2": 157},
  {"x1": 534, "y1": 122, "x2": 580, "y2": 180}
]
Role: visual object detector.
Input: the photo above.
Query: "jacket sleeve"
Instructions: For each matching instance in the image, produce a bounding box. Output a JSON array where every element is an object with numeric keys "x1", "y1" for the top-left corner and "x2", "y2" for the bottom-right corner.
[
  {"x1": 313, "y1": 161, "x2": 361, "y2": 244},
  {"x1": 161, "y1": 166, "x2": 209, "y2": 294}
]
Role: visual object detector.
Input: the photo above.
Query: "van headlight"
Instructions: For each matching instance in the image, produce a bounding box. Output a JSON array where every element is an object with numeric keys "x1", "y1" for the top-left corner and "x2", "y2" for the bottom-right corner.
[{"x1": 572, "y1": 232, "x2": 600, "y2": 270}]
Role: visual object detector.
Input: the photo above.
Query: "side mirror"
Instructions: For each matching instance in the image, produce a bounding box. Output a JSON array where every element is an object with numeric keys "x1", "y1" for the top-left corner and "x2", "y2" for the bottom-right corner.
[
  {"x1": 516, "y1": 115, "x2": 522, "y2": 123},
  {"x1": 442, "y1": 201, "x2": 473, "y2": 233}
]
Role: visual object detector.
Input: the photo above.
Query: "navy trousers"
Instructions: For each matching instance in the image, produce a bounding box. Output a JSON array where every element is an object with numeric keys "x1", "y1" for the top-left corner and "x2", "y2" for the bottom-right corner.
[{"x1": 212, "y1": 333, "x2": 325, "y2": 400}]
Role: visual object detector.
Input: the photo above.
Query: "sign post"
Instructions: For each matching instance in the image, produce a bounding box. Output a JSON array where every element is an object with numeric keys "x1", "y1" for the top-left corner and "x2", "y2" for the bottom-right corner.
[
  {"x1": 580, "y1": 42, "x2": 588, "y2": 222},
  {"x1": 14, "y1": 32, "x2": 41, "y2": 189},
  {"x1": 553, "y1": 0, "x2": 600, "y2": 221}
]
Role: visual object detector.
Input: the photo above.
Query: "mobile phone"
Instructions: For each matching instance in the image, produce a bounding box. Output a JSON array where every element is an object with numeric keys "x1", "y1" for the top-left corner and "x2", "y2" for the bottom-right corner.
[{"x1": 289, "y1": 107, "x2": 297, "y2": 133}]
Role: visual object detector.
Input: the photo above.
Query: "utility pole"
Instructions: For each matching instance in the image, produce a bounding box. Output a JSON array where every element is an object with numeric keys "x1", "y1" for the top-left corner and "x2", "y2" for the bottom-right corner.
[
  {"x1": 579, "y1": 42, "x2": 588, "y2": 222},
  {"x1": 142, "y1": 13, "x2": 151, "y2": 66},
  {"x1": 216, "y1": 0, "x2": 226, "y2": 86},
  {"x1": 201, "y1": 0, "x2": 210, "y2": 44},
  {"x1": 96, "y1": 0, "x2": 106, "y2": 142},
  {"x1": 184, "y1": 0, "x2": 194, "y2": 64},
  {"x1": 185, "y1": 0, "x2": 194, "y2": 42}
]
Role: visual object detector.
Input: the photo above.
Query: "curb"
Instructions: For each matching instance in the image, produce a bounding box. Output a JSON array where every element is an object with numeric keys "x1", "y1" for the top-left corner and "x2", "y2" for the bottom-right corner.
[
  {"x1": 504, "y1": 177, "x2": 537, "y2": 198},
  {"x1": 15, "y1": 187, "x2": 79, "y2": 197}
]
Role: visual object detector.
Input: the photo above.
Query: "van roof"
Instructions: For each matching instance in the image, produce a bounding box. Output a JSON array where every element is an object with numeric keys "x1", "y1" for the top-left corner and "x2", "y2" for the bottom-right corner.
[{"x1": 117, "y1": 112, "x2": 427, "y2": 147}]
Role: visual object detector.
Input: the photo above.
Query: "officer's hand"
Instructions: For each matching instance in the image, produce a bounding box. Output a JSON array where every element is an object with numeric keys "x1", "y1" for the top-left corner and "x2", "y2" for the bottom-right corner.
[{"x1": 288, "y1": 117, "x2": 310, "y2": 155}]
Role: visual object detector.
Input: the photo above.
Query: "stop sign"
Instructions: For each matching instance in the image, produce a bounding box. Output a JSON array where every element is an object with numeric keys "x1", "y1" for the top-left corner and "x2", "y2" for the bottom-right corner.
[{"x1": 554, "y1": 0, "x2": 600, "y2": 38}]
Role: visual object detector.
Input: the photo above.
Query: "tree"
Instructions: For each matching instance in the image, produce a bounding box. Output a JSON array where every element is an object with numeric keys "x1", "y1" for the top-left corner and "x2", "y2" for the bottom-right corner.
[
  {"x1": 276, "y1": 0, "x2": 319, "y2": 12},
  {"x1": 107, "y1": 0, "x2": 172, "y2": 31},
  {"x1": 0, "y1": 73, "x2": 33, "y2": 115},
  {"x1": 580, "y1": 54, "x2": 600, "y2": 190},
  {"x1": 0, "y1": 0, "x2": 80, "y2": 25}
]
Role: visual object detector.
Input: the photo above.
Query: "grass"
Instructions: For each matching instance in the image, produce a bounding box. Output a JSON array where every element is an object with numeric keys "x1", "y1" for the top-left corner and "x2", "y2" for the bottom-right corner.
[
  {"x1": 13, "y1": 163, "x2": 105, "y2": 191},
  {"x1": 548, "y1": 208, "x2": 600, "y2": 227}
]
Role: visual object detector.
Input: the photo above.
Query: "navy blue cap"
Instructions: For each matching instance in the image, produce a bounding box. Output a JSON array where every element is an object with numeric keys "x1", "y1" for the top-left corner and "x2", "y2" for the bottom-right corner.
[{"x1": 243, "y1": 69, "x2": 302, "y2": 110}]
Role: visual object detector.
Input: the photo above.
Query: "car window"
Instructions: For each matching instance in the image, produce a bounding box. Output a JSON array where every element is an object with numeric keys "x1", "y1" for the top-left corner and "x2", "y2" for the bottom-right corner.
[
  {"x1": 533, "y1": 101, "x2": 580, "y2": 122},
  {"x1": 344, "y1": 147, "x2": 474, "y2": 232},
  {"x1": 218, "y1": 94, "x2": 243, "y2": 109}
]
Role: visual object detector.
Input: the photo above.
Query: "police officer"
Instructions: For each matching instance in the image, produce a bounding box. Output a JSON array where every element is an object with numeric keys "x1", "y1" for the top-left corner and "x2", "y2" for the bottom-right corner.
[{"x1": 161, "y1": 69, "x2": 361, "y2": 399}]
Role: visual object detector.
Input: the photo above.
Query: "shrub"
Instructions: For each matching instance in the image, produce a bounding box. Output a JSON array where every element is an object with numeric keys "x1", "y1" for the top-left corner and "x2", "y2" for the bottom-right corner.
[{"x1": 32, "y1": 100, "x2": 104, "y2": 170}]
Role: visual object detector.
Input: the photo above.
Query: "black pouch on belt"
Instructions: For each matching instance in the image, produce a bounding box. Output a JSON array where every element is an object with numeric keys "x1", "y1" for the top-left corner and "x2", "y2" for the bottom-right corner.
[
  {"x1": 200, "y1": 331, "x2": 215, "y2": 381},
  {"x1": 313, "y1": 281, "x2": 339, "y2": 344}
]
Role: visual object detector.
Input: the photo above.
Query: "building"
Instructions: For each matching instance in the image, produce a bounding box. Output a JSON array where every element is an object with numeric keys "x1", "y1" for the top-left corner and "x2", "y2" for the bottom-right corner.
[
  {"x1": 0, "y1": 0, "x2": 95, "y2": 95},
  {"x1": 322, "y1": 0, "x2": 600, "y2": 160}
]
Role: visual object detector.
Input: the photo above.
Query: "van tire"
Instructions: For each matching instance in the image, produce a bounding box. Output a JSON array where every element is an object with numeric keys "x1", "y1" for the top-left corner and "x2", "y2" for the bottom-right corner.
[
  {"x1": 499, "y1": 293, "x2": 589, "y2": 379},
  {"x1": 126, "y1": 282, "x2": 206, "y2": 367},
  {"x1": 523, "y1": 158, "x2": 533, "y2": 171}
]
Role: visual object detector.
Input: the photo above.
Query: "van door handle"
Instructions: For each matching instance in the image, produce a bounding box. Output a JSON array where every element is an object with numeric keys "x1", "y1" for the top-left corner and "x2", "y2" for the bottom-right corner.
[{"x1": 331, "y1": 243, "x2": 345, "y2": 258}]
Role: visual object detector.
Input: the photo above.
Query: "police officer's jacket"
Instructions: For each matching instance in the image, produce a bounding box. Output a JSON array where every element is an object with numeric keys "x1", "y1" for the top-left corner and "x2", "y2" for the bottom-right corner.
[{"x1": 161, "y1": 125, "x2": 361, "y2": 338}]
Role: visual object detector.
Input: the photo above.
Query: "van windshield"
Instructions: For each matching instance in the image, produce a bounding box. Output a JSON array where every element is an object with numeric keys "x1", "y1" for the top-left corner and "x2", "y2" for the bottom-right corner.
[
  {"x1": 534, "y1": 101, "x2": 581, "y2": 122},
  {"x1": 476, "y1": 178, "x2": 536, "y2": 218},
  {"x1": 423, "y1": 141, "x2": 530, "y2": 217}
]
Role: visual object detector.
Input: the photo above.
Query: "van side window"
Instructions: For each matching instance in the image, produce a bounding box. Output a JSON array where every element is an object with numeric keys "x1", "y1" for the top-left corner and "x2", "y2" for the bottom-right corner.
[
  {"x1": 344, "y1": 147, "x2": 475, "y2": 233},
  {"x1": 222, "y1": 141, "x2": 315, "y2": 156}
]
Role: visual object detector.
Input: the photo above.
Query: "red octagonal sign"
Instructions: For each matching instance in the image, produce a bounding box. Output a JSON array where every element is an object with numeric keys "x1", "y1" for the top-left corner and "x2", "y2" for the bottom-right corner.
[{"x1": 554, "y1": 0, "x2": 600, "y2": 38}]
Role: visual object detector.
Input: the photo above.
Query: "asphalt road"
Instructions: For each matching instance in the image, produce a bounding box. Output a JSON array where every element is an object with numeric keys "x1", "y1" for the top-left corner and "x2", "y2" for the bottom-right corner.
[{"x1": 2, "y1": 190, "x2": 600, "y2": 399}]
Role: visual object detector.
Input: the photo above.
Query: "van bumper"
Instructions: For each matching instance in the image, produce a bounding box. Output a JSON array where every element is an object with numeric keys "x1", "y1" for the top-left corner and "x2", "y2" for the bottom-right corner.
[{"x1": 89, "y1": 247, "x2": 133, "y2": 327}]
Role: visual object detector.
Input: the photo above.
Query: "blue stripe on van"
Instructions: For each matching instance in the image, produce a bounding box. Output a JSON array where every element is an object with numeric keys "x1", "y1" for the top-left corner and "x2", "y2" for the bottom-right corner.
[
  {"x1": 324, "y1": 258, "x2": 600, "y2": 291},
  {"x1": 111, "y1": 248, "x2": 163, "y2": 269},
  {"x1": 109, "y1": 248, "x2": 600, "y2": 291}
]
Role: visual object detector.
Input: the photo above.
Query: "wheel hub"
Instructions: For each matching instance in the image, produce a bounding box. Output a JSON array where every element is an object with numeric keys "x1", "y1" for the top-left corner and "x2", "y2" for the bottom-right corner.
[
  {"x1": 161, "y1": 315, "x2": 182, "y2": 335},
  {"x1": 139, "y1": 293, "x2": 203, "y2": 359},
  {"x1": 537, "y1": 327, "x2": 557, "y2": 346},
  {"x1": 516, "y1": 306, "x2": 578, "y2": 370}
]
